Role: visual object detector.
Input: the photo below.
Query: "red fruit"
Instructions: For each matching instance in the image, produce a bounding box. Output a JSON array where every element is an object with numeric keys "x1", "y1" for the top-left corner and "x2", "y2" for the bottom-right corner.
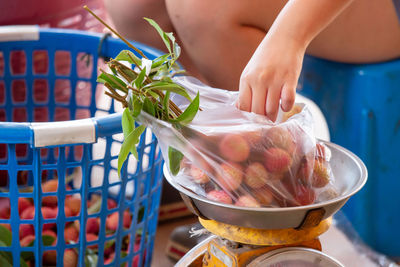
[
  {"x1": 21, "y1": 206, "x2": 35, "y2": 220},
  {"x1": 107, "y1": 199, "x2": 117, "y2": 209},
  {"x1": 64, "y1": 249, "x2": 78, "y2": 267},
  {"x1": 65, "y1": 197, "x2": 81, "y2": 215},
  {"x1": 244, "y1": 130, "x2": 263, "y2": 146},
  {"x1": 235, "y1": 195, "x2": 260, "y2": 208},
  {"x1": 253, "y1": 187, "x2": 274, "y2": 206},
  {"x1": 244, "y1": 162, "x2": 269, "y2": 189},
  {"x1": 189, "y1": 165, "x2": 210, "y2": 184},
  {"x1": 217, "y1": 163, "x2": 243, "y2": 191},
  {"x1": 219, "y1": 134, "x2": 250, "y2": 162},
  {"x1": 43, "y1": 250, "x2": 57, "y2": 266},
  {"x1": 86, "y1": 217, "x2": 100, "y2": 234},
  {"x1": 312, "y1": 159, "x2": 330, "y2": 188},
  {"x1": 264, "y1": 148, "x2": 292, "y2": 173},
  {"x1": 42, "y1": 179, "x2": 58, "y2": 207},
  {"x1": 20, "y1": 235, "x2": 35, "y2": 246},
  {"x1": 293, "y1": 184, "x2": 316, "y2": 206},
  {"x1": 105, "y1": 253, "x2": 115, "y2": 264},
  {"x1": 316, "y1": 142, "x2": 331, "y2": 161},
  {"x1": 206, "y1": 190, "x2": 232, "y2": 204},
  {"x1": 20, "y1": 224, "x2": 34, "y2": 239},
  {"x1": 0, "y1": 198, "x2": 10, "y2": 219},
  {"x1": 264, "y1": 127, "x2": 296, "y2": 153},
  {"x1": 64, "y1": 206, "x2": 73, "y2": 217},
  {"x1": 86, "y1": 233, "x2": 98, "y2": 249},
  {"x1": 106, "y1": 211, "x2": 132, "y2": 231},
  {"x1": 42, "y1": 207, "x2": 57, "y2": 231},
  {"x1": 64, "y1": 226, "x2": 79, "y2": 243},
  {"x1": 18, "y1": 198, "x2": 32, "y2": 215},
  {"x1": 296, "y1": 158, "x2": 313, "y2": 185}
]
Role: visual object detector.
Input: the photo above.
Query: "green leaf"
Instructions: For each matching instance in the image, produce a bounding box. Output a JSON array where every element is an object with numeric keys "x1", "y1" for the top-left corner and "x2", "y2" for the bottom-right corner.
[
  {"x1": 0, "y1": 225, "x2": 12, "y2": 246},
  {"x1": 172, "y1": 92, "x2": 200, "y2": 125},
  {"x1": 118, "y1": 125, "x2": 146, "y2": 176},
  {"x1": 115, "y1": 50, "x2": 141, "y2": 66},
  {"x1": 144, "y1": 18, "x2": 172, "y2": 53},
  {"x1": 152, "y1": 54, "x2": 169, "y2": 68},
  {"x1": 131, "y1": 99, "x2": 143, "y2": 118},
  {"x1": 85, "y1": 251, "x2": 98, "y2": 267},
  {"x1": 0, "y1": 253, "x2": 12, "y2": 267},
  {"x1": 122, "y1": 109, "x2": 135, "y2": 138},
  {"x1": 20, "y1": 259, "x2": 28, "y2": 267},
  {"x1": 168, "y1": 147, "x2": 184, "y2": 175},
  {"x1": 143, "y1": 98, "x2": 155, "y2": 116},
  {"x1": 42, "y1": 235, "x2": 55, "y2": 246},
  {"x1": 97, "y1": 72, "x2": 127, "y2": 92},
  {"x1": 163, "y1": 91, "x2": 170, "y2": 120},
  {"x1": 134, "y1": 67, "x2": 147, "y2": 89},
  {"x1": 143, "y1": 81, "x2": 191, "y2": 101}
]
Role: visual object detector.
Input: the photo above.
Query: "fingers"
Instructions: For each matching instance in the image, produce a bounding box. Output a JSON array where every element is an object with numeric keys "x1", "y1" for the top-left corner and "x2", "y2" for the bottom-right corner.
[
  {"x1": 237, "y1": 80, "x2": 252, "y2": 112},
  {"x1": 251, "y1": 84, "x2": 268, "y2": 116},
  {"x1": 281, "y1": 81, "x2": 296, "y2": 112},
  {"x1": 265, "y1": 86, "x2": 281, "y2": 122}
]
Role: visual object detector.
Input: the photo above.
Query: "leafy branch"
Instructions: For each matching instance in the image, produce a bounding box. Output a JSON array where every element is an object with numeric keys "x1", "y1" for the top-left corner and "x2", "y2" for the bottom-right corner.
[{"x1": 85, "y1": 7, "x2": 200, "y2": 176}]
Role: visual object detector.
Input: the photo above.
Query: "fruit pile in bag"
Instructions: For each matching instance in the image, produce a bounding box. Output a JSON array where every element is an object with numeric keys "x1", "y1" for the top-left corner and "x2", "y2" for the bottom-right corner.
[
  {"x1": 96, "y1": 18, "x2": 338, "y2": 209},
  {"x1": 157, "y1": 76, "x2": 338, "y2": 208}
]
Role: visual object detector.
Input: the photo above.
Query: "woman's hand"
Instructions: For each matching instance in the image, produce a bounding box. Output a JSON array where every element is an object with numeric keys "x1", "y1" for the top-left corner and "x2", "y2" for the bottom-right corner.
[
  {"x1": 237, "y1": 0, "x2": 352, "y2": 121},
  {"x1": 238, "y1": 36, "x2": 305, "y2": 121}
]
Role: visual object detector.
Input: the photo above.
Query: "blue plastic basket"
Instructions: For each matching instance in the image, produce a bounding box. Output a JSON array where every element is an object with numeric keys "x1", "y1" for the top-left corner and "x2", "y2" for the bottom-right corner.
[
  {"x1": 0, "y1": 26, "x2": 164, "y2": 266},
  {"x1": 299, "y1": 55, "x2": 400, "y2": 256}
]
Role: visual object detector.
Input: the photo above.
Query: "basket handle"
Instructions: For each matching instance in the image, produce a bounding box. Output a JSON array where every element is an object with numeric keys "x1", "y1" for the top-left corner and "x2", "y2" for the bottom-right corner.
[{"x1": 0, "y1": 25, "x2": 39, "y2": 42}]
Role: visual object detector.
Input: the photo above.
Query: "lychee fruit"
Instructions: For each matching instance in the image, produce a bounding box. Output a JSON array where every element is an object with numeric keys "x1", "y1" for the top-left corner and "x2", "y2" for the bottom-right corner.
[
  {"x1": 252, "y1": 187, "x2": 275, "y2": 206},
  {"x1": 21, "y1": 206, "x2": 35, "y2": 220},
  {"x1": 264, "y1": 127, "x2": 295, "y2": 153},
  {"x1": 107, "y1": 199, "x2": 117, "y2": 209},
  {"x1": 65, "y1": 197, "x2": 81, "y2": 216},
  {"x1": 18, "y1": 198, "x2": 32, "y2": 215},
  {"x1": 264, "y1": 148, "x2": 292, "y2": 173},
  {"x1": 293, "y1": 184, "x2": 316, "y2": 206},
  {"x1": 189, "y1": 165, "x2": 210, "y2": 184},
  {"x1": 296, "y1": 157, "x2": 313, "y2": 185},
  {"x1": 106, "y1": 211, "x2": 132, "y2": 231},
  {"x1": 244, "y1": 162, "x2": 269, "y2": 189},
  {"x1": 43, "y1": 230, "x2": 57, "y2": 245},
  {"x1": 86, "y1": 217, "x2": 100, "y2": 234},
  {"x1": 0, "y1": 198, "x2": 10, "y2": 219},
  {"x1": 20, "y1": 235, "x2": 35, "y2": 247},
  {"x1": 219, "y1": 134, "x2": 250, "y2": 162},
  {"x1": 20, "y1": 224, "x2": 34, "y2": 239},
  {"x1": 216, "y1": 163, "x2": 243, "y2": 191},
  {"x1": 206, "y1": 190, "x2": 232, "y2": 204},
  {"x1": 312, "y1": 159, "x2": 330, "y2": 188},
  {"x1": 42, "y1": 206, "x2": 57, "y2": 231},
  {"x1": 64, "y1": 226, "x2": 79, "y2": 243},
  {"x1": 86, "y1": 233, "x2": 98, "y2": 249},
  {"x1": 64, "y1": 249, "x2": 78, "y2": 267},
  {"x1": 42, "y1": 179, "x2": 58, "y2": 206},
  {"x1": 43, "y1": 250, "x2": 57, "y2": 266},
  {"x1": 235, "y1": 195, "x2": 261, "y2": 208}
]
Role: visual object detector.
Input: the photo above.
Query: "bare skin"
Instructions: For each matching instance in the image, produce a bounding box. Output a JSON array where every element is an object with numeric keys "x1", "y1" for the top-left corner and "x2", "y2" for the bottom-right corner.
[{"x1": 104, "y1": 0, "x2": 400, "y2": 119}]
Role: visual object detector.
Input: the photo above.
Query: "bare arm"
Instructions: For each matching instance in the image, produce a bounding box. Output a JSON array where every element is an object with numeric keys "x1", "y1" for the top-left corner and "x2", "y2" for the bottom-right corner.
[{"x1": 238, "y1": 0, "x2": 353, "y2": 121}]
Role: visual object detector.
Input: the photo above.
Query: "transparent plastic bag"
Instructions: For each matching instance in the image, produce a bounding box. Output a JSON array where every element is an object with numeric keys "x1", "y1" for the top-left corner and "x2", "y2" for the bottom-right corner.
[{"x1": 139, "y1": 76, "x2": 338, "y2": 207}]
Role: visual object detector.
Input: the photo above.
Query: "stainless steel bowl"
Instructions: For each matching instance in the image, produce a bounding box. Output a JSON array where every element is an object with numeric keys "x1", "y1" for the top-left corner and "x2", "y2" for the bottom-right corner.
[{"x1": 163, "y1": 141, "x2": 367, "y2": 229}]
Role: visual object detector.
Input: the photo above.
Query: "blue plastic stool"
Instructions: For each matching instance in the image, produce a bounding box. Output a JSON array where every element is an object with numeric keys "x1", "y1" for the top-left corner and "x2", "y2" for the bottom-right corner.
[
  {"x1": 0, "y1": 26, "x2": 164, "y2": 267},
  {"x1": 299, "y1": 55, "x2": 400, "y2": 257}
]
